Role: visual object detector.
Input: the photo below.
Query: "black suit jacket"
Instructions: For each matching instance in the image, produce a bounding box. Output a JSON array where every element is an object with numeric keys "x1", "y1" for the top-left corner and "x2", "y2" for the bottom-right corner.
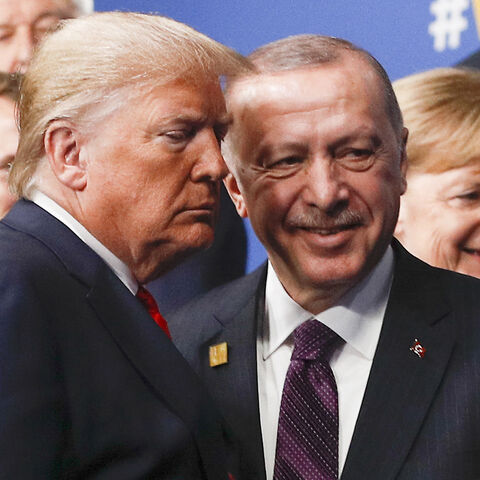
[
  {"x1": 170, "y1": 241, "x2": 480, "y2": 479},
  {"x1": 0, "y1": 200, "x2": 239, "y2": 479}
]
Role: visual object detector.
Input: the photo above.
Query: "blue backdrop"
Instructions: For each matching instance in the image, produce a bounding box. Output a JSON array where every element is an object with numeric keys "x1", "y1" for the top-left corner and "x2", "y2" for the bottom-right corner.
[{"x1": 95, "y1": 0, "x2": 480, "y2": 271}]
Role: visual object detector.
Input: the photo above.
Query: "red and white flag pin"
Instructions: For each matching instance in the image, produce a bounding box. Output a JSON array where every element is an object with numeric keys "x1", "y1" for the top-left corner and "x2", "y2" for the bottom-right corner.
[{"x1": 410, "y1": 339, "x2": 426, "y2": 358}]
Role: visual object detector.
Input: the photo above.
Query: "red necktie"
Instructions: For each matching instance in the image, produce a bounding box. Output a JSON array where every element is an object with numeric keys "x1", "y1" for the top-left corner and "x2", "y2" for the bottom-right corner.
[{"x1": 136, "y1": 286, "x2": 172, "y2": 340}]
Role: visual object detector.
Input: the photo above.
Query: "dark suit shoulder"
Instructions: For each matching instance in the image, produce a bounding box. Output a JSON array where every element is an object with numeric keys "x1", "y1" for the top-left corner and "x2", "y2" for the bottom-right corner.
[
  {"x1": 394, "y1": 239, "x2": 480, "y2": 304},
  {"x1": 1, "y1": 218, "x2": 65, "y2": 269},
  {"x1": 1, "y1": 222, "x2": 80, "y2": 305},
  {"x1": 456, "y1": 48, "x2": 480, "y2": 68},
  {"x1": 167, "y1": 264, "x2": 266, "y2": 358},
  {"x1": 437, "y1": 265, "x2": 480, "y2": 296},
  {"x1": 432, "y1": 266, "x2": 480, "y2": 332},
  {"x1": 168, "y1": 263, "x2": 266, "y2": 325},
  {"x1": 435, "y1": 268, "x2": 480, "y2": 347}
]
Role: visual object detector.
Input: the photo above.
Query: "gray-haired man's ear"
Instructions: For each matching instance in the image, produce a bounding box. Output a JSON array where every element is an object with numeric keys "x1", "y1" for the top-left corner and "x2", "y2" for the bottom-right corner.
[{"x1": 223, "y1": 173, "x2": 248, "y2": 218}]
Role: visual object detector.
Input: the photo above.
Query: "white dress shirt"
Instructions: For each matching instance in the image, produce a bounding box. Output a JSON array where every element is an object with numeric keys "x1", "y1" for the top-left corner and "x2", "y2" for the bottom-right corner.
[
  {"x1": 31, "y1": 190, "x2": 138, "y2": 294},
  {"x1": 258, "y1": 247, "x2": 394, "y2": 479}
]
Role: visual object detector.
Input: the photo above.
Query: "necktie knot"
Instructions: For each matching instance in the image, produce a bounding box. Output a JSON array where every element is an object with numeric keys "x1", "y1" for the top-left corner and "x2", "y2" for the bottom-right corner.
[{"x1": 292, "y1": 319, "x2": 340, "y2": 361}]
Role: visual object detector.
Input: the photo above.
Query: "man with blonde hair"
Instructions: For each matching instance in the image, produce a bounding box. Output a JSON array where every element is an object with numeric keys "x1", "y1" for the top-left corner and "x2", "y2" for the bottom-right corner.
[
  {"x1": 171, "y1": 35, "x2": 480, "y2": 480},
  {"x1": 0, "y1": 11, "x2": 249, "y2": 479},
  {"x1": 0, "y1": 0, "x2": 92, "y2": 73}
]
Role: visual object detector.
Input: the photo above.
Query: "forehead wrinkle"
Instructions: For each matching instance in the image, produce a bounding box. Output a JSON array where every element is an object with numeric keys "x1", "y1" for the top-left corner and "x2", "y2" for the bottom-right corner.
[
  {"x1": 230, "y1": 62, "x2": 395, "y2": 163},
  {"x1": 261, "y1": 101, "x2": 382, "y2": 140},
  {"x1": 231, "y1": 78, "x2": 368, "y2": 125},
  {"x1": 230, "y1": 61, "x2": 369, "y2": 105}
]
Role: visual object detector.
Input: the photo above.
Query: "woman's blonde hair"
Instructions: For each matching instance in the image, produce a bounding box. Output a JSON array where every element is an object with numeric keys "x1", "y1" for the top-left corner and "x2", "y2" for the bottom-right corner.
[{"x1": 393, "y1": 67, "x2": 480, "y2": 173}]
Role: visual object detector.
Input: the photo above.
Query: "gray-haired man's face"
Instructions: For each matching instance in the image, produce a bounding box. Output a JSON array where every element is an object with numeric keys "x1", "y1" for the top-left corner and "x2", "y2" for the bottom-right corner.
[{"x1": 224, "y1": 58, "x2": 407, "y2": 313}]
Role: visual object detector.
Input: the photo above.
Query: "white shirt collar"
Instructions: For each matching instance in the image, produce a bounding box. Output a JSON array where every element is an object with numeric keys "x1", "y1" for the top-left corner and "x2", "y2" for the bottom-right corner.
[
  {"x1": 31, "y1": 190, "x2": 139, "y2": 294},
  {"x1": 264, "y1": 246, "x2": 394, "y2": 361}
]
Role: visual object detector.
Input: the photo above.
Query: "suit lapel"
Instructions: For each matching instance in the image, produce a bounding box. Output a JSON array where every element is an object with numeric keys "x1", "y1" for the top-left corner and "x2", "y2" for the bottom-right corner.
[
  {"x1": 87, "y1": 265, "x2": 233, "y2": 478},
  {"x1": 341, "y1": 243, "x2": 455, "y2": 480},
  {"x1": 191, "y1": 267, "x2": 267, "y2": 480}
]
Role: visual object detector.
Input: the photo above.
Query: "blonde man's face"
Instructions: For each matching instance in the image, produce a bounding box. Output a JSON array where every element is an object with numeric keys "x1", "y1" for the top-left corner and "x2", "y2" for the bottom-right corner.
[{"x1": 75, "y1": 80, "x2": 229, "y2": 283}]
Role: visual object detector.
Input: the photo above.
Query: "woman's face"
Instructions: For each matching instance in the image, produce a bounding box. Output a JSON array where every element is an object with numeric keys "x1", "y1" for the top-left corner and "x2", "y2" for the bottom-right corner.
[{"x1": 396, "y1": 162, "x2": 480, "y2": 278}]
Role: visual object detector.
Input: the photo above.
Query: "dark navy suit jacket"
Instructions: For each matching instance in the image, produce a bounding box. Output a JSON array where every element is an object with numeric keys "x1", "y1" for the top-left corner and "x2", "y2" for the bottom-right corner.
[
  {"x1": 0, "y1": 200, "x2": 239, "y2": 479},
  {"x1": 170, "y1": 241, "x2": 480, "y2": 479}
]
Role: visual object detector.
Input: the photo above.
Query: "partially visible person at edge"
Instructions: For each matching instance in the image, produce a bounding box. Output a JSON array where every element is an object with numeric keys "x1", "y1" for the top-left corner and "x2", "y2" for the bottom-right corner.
[
  {"x1": 0, "y1": 11, "x2": 250, "y2": 479},
  {"x1": 393, "y1": 67, "x2": 480, "y2": 278},
  {"x1": 0, "y1": 0, "x2": 93, "y2": 74},
  {"x1": 169, "y1": 34, "x2": 480, "y2": 480},
  {"x1": 0, "y1": 0, "x2": 90, "y2": 217},
  {"x1": 0, "y1": 71, "x2": 20, "y2": 218}
]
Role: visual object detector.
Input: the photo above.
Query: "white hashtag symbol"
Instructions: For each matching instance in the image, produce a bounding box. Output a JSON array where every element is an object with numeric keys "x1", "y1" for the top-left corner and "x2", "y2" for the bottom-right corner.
[{"x1": 429, "y1": 0, "x2": 469, "y2": 51}]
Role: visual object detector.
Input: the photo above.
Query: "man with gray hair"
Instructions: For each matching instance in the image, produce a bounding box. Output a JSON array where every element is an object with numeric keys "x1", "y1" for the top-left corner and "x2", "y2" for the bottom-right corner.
[
  {"x1": 0, "y1": 0, "x2": 92, "y2": 73},
  {"x1": 170, "y1": 35, "x2": 480, "y2": 480},
  {"x1": 0, "y1": 11, "x2": 249, "y2": 479}
]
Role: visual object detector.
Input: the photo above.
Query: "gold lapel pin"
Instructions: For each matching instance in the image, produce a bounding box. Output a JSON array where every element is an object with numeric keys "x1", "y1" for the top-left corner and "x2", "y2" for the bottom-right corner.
[
  {"x1": 209, "y1": 342, "x2": 228, "y2": 367},
  {"x1": 410, "y1": 338, "x2": 426, "y2": 358}
]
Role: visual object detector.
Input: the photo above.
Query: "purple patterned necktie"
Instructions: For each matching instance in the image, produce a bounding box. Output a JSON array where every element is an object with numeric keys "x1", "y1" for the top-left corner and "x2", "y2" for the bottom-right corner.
[{"x1": 274, "y1": 319, "x2": 341, "y2": 480}]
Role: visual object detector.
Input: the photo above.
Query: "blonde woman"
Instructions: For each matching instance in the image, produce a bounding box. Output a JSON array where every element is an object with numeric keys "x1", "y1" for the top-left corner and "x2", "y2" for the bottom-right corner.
[{"x1": 394, "y1": 67, "x2": 480, "y2": 278}]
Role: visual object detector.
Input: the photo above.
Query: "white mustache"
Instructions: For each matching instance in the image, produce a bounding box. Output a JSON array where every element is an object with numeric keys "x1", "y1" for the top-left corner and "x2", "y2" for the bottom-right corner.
[{"x1": 286, "y1": 209, "x2": 364, "y2": 230}]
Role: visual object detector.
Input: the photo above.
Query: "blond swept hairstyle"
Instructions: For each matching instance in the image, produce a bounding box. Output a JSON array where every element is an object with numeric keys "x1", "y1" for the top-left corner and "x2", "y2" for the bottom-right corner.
[
  {"x1": 10, "y1": 11, "x2": 250, "y2": 198},
  {"x1": 393, "y1": 67, "x2": 480, "y2": 173}
]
